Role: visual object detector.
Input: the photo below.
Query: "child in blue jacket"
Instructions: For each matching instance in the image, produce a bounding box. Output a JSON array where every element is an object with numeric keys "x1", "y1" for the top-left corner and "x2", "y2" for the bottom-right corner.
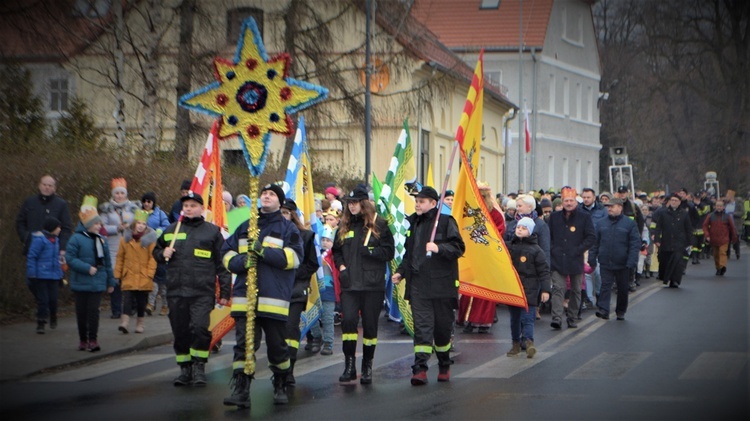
[{"x1": 26, "y1": 217, "x2": 64, "y2": 334}]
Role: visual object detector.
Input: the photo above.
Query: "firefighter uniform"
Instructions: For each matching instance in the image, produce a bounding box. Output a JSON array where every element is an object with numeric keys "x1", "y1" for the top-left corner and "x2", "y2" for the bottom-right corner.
[
  {"x1": 396, "y1": 187, "x2": 465, "y2": 384},
  {"x1": 153, "y1": 200, "x2": 231, "y2": 386},
  {"x1": 221, "y1": 209, "x2": 302, "y2": 405},
  {"x1": 689, "y1": 198, "x2": 712, "y2": 263}
]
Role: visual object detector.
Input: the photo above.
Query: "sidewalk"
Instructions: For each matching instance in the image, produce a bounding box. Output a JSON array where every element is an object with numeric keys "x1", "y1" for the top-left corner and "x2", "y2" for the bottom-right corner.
[{"x1": 0, "y1": 310, "x2": 174, "y2": 383}]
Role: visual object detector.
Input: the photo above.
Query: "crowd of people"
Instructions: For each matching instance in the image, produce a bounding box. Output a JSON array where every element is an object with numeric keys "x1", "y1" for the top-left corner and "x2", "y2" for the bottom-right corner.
[{"x1": 15, "y1": 174, "x2": 747, "y2": 409}]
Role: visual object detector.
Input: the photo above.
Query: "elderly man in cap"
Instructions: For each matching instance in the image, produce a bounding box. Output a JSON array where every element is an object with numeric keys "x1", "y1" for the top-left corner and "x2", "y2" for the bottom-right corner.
[
  {"x1": 154, "y1": 191, "x2": 231, "y2": 387},
  {"x1": 547, "y1": 187, "x2": 596, "y2": 329},
  {"x1": 588, "y1": 198, "x2": 641, "y2": 321},
  {"x1": 393, "y1": 186, "x2": 464, "y2": 385}
]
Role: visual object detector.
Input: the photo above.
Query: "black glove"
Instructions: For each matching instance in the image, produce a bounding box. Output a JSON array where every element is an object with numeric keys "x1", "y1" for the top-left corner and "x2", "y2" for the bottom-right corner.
[
  {"x1": 250, "y1": 239, "x2": 264, "y2": 258},
  {"x1": 359, "y1": 246, "x2": 372, "y2": 257}
]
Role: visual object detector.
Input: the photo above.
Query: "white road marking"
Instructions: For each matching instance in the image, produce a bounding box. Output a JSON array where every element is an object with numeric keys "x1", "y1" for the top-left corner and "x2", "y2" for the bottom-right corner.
[
  {"x1": 565, "y1": 352, "x2": 651, "y2": 379},
  {"x1": 679, "y1": 352, "x2": 749, "y2": 380},
  {"x1": 27, "y1": 353, "x2": 173, "y2": 382}
]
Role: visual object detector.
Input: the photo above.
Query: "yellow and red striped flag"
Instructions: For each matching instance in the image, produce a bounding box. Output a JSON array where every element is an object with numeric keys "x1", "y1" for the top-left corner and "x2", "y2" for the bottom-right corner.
[
  {"x1": 455, "y1": 50, "x2": 485, "y2": 176},
  {"x1": 191, "y1": 120, "x2": 228, "y2": 235},
  {"x1": 451, "y1": 50, "x2": 527, "y2": 308}
]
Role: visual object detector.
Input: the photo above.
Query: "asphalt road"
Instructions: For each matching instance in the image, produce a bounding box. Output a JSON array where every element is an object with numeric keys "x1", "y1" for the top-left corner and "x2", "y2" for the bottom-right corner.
[{"x1": 1, "y1": 250, "x2": 747, "y2": 421}]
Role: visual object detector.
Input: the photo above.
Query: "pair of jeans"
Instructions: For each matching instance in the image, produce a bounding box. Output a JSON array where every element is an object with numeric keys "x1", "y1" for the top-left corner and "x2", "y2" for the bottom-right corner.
[
  {"x1": 508, "y1": 305, "x2": 537, "y2": 343},
  {"x1": 32, "y1": 279, "x2": 59, "y2": 321},
  {"x1": 75, "y1": 291, "x2": 102, "y2": 342},
  {"x1": 320, "y1": 300, "x2": 335, "y2": 345},
  {"x1": 598, "y1": 268, "x2": 631, "y2": 316}
]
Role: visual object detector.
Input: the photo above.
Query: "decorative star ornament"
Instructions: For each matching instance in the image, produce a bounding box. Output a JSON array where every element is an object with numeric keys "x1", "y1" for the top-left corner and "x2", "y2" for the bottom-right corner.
[{"x1": 179, "y1": 17, "x2": 328, "y2": 176}]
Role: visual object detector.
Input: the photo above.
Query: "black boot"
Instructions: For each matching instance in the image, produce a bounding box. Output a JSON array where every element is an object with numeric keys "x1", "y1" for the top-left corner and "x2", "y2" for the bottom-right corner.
[
  {"x1": 192, "y1": 361, "x2": 207, "y2": 387},
  {"x1": 223, "y1": 372, "x2": 251, "y2": 408},
  {"x1": 36, "y1": 320, "x2": 45, "y2": 334},
  {"x1": 50, "y1": 314, "x2": 57, "y2": 329},
  {"x1": 339, "y1": 355, "x2": 357, "y2": 382},
  {"x1": 173, "y1": 364, "x2": 192, "y2": 386},
  {"x1": 360, "y1": 358, "x2": 373, "y2": 384},
  {"x1": 285, "y1": 359, "x2": 296, "y2": 387},
  {"x1": 272, "y1": 373, "x2": 288, "y2": 404}
]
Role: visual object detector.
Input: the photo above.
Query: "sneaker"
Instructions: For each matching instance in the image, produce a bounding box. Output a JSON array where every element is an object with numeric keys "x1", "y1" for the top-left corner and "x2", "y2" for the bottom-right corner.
[
  {"x1": 320, "y1": 343, "x2": 333, "y2": 356},
  {"x1": 159, "y1": 307, "x2": 169, "y2": 316},
  {"x1": 410, "y1": 371, "x2": 428, "y2": 386},
  {"x1": 145, "y1": 304, "x2": 154, "y2": 316},
  {"x1": 595, "y1": 311, "x2": 609, "y2": 320},
  {"x1": 78, "y1": 341, "x2": 88, "y2": 351},
  {"x1": 36, "y1": 321, "x2": 45, "y2": 334},
  {"x1": 88, "y1": 341, "x2": 101, "y2": 352},
  {"x1": 616, "y1": 314, "x2": 625, "y2": 321},
  {"x1": 567, "y1": 319, "x2": 578, "y2": 329},
  {"x1": 333, "y1": 312, "x2": 342, "y2": 326}
]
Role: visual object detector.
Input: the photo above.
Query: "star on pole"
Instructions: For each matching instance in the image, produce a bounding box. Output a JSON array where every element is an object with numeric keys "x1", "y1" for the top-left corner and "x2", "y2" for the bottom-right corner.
[{"x1": 179, "y1": 18, "x2": 328, "y2": 176}]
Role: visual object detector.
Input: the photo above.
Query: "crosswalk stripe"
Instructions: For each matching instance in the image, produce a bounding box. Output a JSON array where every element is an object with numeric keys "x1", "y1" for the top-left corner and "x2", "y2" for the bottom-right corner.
[
  {"x1": 27, "y1": 353, "x2": 173, "y2": 382},
  {"x1": 455, "y1": 351, "x2": 554, "y2": 379},
  {"x1": 678, "y1": 352, "x2": 749, "y2": 380},
  {"x1": 565, "y1": 352, "x2": 651, "y2": 379}
]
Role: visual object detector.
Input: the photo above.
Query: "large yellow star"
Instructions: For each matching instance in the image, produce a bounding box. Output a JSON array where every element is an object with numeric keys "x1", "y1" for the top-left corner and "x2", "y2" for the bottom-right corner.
[{"x1": 179, "y1": 18, "x2": 328, "y2": 176}]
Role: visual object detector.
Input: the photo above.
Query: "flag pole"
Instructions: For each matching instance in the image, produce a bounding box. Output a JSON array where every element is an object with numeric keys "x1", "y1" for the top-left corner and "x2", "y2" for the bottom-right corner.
[{"x1": 426, "y1": 140, "x2": 460, "y2": 257}]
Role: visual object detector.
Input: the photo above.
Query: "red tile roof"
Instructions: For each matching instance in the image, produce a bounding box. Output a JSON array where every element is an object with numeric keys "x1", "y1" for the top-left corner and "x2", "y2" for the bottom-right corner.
[
  {"x1": 411, "y1": 0, "x2": 555, "y2": 51},
  {"x1": 0, "y1": 0, "x2": 112, "y2": 63},
  {"x1": 369, "y1": 0, "x2": 514, "y2": 107}
]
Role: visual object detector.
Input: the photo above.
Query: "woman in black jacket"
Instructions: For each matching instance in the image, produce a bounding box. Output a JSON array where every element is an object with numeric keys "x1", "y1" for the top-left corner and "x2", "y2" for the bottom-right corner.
[
  {"x1": 332, "y1": 185, "x2": 395, "y2": 384},
  {"x1": 280, "y1": 199, "x2": 320, "y2": 387}
]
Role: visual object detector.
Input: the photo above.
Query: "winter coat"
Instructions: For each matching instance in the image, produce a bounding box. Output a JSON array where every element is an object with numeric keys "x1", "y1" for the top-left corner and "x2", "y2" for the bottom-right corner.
[
  {"x1": 622, "y1": 198, "x2": 646, "y2": 234},
  {"x1": 588, "y1": 214, "x2": 641, "y2": 271},
  {"x1": 333, "y1": 214, "x2": 395, "y2": 292},
  {"x1": 16, "y1": 193, "x2": 73, "y2": 253},
  {"x1": 290, "y1": 228, "x2": 321, "y2": 303},
  {"x1": 146, "y1": 206, "x2": 170, "y2": 233},
  {"x1": 508, "y1": 234, "x2": 550, "y2": 307},
  {"x1": 222, "y1": 210, "x2": 303, "y2": 321},
  {"x1": 650, "y1": 206, "x2": 692, "y2": 252},
  {"x1": 114, "y1": 228, "x2": 158, "y2": 291},
  {"x1": 320, "y1": 250, "x2": 339, "y2": 302},
  {"x1": 506, "y1": 215, "x2": 551, "y2": 265},
  {"x1": 26, "y1": 231, "x2": 64, "y2": 280},
  {"x1": 703, "y1": 211, "x2": 737, "y2": 247},
  {"x1": 66, "y1": 223, "x2": 117, "y2": 293},
  {"x1": 579, "y1": 201, "x2": 608, "y2": 229},
  {"x1": 548, "y1": 208, "x2": 596, "y2": 275},
  {"x1": 100, "y1": 199, "x2": 140, "y2": 265},
  {"x1": 153, "y1": 216, "x2": 231, "y2": 299},
  {"x1": 397, "y1": 207, "x2": 465, "y2": 300}
]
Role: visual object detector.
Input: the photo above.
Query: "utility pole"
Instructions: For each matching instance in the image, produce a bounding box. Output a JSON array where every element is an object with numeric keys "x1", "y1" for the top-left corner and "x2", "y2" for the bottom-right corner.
[
  {"x1": 364, "y1": 0, "x2": 373, "y2": 184},
  {"x1": 517, "y1": 0, "x2": 524, "y2": 192}
]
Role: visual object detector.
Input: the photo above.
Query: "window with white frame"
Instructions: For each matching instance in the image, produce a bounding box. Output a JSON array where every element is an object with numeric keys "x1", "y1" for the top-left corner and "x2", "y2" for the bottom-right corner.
[{"x1": 49, "y1": 78, "x2": 69, "y2": 113}]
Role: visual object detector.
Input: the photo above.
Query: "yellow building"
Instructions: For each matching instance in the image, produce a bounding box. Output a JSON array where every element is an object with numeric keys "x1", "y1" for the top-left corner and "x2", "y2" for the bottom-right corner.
[{"x1": 1, "y1": 0, "x2": 515, "y2": 190}]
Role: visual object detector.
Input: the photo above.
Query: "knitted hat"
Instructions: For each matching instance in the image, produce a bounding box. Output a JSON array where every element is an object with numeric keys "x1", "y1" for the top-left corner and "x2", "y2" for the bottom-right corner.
[
  {"x1": 517, "y1": 217, "x2": 536, "y2": 233},
  {"x1": 552, "y1": 198, "x2": 562, "y2": 209},
  {"x1": 111, "y1": 178, "x2": 127, "y2": 196},
  {"x1": 79, "y1": 195, "x2": 101, "y2": 229},
  {"x1": 321, "y1": 225, "x2": 335, "y2": 241},
  {"x1": 141, "y1": 191, "x2": 157, "y2": 205},
  {"x1": 43, "y1": 216, "x2": 61, "y2": 233},
  {"x1": 261, "y1": 183, "x2": 286, "y2": 205},
  {"x1": 325, "y1": 186, "x2": 339, "y2": 198},
  {"x1": 540, "y1": 198, "x2": 553, "y2": 209},
  {"x1": 506, "y1": 199, "x2": 517, "y2": 210},
  {"x1": 134, "y1": 209, "x2": 149, "y2": 223},
  {"x1": 222, "y1": 191, "x2": 233, "y2": 204},
  {"x1": 604, "y1": 198, "x2": 624, "y2": 206},
  {"x1": 599, "y1": 192, "x2": 612, "y2": 200}
]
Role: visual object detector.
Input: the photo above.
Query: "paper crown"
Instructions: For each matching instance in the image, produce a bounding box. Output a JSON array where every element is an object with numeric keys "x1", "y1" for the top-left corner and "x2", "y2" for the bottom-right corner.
[
  {"x1": 81, "y1": 195, "x2": 98, "y2": 209},
  {"x1": 134, "y1": 209, "x2": 149, "y2": 223},
  {"x1": 561, "y1": 187, "x2": 577, "y2": 199},
  {"x1": 79, "y1": 195, "x2": 101, "y2": 228},
  {"x1": 111, "y1": 178, "x2": 127, "y2": 190},
  {"x1": 323, "y1": 208, "x2": 340, "y2": 218},
  {"x1": 321, "y1": 225, "x2": 335, "y2": 240}
]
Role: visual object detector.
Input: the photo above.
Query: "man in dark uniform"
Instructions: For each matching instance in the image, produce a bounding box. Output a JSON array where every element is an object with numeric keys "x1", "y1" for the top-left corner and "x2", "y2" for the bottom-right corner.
[
  {"x1": 650, "y1": 194, "x2": 693, "y2": 288},
  {"x1": 221, "y1": 184, "x2": 303, "y2": 408},
  {"x1": 393, "y1": 186, "x2": 465, "y2": 385},
  {"x1": 153, "y1": 192, "x2": 231, "y2": 387}
]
